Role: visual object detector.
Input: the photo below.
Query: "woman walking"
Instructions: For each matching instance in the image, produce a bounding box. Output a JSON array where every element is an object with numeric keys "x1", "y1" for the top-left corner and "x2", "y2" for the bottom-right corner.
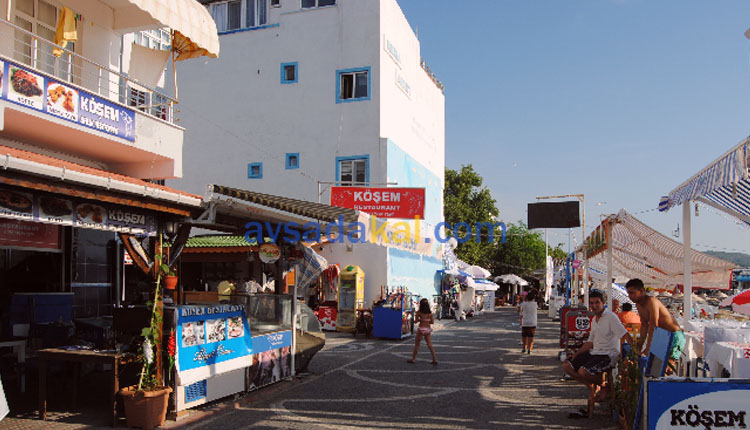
[
  {"x1": 519, "y1": 289, "x2": 538, "y2": 354},
  {"x1": 408, "y1": 298, "x2": 438, "y2": 365}
]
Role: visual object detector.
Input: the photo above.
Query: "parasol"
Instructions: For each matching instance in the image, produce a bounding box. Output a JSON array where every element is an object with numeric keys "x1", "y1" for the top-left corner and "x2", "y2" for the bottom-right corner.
[
  {"x1": 494, "y1": 274, "x2": 529, "y2": 286},
  {"x1": 294, "y1": 246, "x2": 328, "y2": 290},
  {"x1": 720, "y1": 289, "x2": 750, "y2": 315},
  {"x1": 465, "y1": 265, "x2": 491, "y2": 279}
]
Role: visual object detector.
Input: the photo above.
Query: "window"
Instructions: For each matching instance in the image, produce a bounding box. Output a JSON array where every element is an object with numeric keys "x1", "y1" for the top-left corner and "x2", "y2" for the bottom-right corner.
[
  {"x1": 134, "y1": 29, "x2": 171, "y2": 51},
  {"x1": 127, "y1": 86, "x2": 149, "y2": 112},
  {"x1": 286, "y1": 153, "x2": 299, "y2": 169},
  {"x1": 14, "y1": 0, "x2": 76, "y2": 80},
  {"x1": 336, "y1": 67, "x2": 370, "y2": 103},
  {"x1": 280, "y1": 62, "x2": 297, "y2": 84},
  {"x1": 209, "y1": 0, "x2": 267, "y2": 33},
  {"x1": 336, "y1": 156, "x2": 368, "y2": 186},
  {"x1": 248, "y1": 163, "x2": 263, "y2": 179},
  {"x1": 301, "y1": 0, "x2": 335, "y2": 8},
  {"x1": 271, "y1": 0, "x2": 280, "y2": 6}
]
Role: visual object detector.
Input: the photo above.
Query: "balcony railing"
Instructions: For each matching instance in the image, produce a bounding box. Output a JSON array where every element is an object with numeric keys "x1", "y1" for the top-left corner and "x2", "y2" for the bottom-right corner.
[{"x1": 1, "y1": 18, "x2": 176, "y2": 124}]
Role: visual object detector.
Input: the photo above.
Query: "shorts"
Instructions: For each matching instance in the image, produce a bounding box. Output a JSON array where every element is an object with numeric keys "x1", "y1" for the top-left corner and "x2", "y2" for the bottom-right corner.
[
  {"x1": 671, "y1": 331, "x2": 685, "y2": 360},
  {"x1": 418, "y1": 327, "x2": 432, "y2": 335},
  {"x1": 569, "y1": 351, "x2": 613, "y2": 375},
  {"x1": 521, "y1": 326, "x2": 536, "y2": 337}
]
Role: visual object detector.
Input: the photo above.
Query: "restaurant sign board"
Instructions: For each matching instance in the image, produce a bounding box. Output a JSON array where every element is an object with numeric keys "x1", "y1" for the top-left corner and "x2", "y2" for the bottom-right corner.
[
  {"x1": 1, "y1": 59, "x2": 135, "y2": 141},
  {"x1": 0, "y1": 186, "x2": 155, "y2": 234},
  {"x1": 647, "y1": 379, "x2": 750, "y2": 430},
  {"x1": 330, "y1": 187, "x2": 425, "y2": 219}
]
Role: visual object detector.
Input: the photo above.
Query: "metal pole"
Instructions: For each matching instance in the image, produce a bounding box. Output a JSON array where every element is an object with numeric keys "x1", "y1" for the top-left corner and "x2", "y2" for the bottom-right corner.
[
  {"x1": 581, "y1": 195, "x2": 588, "y2": 310},
  {"x1": 683, "y1": 203, "x2": 693, "y2": 320},
  {"x1": 606, "y1": 218, "x2": 613, "y2": 310}
]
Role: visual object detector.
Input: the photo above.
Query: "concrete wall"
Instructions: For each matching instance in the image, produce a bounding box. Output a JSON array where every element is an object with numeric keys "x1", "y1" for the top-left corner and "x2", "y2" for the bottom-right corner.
[{"x1": 320, "y1": 241, "x2": 387, "y2": 308}]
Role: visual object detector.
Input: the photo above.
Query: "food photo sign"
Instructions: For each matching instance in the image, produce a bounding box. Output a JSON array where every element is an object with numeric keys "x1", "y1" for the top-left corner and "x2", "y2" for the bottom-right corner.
[
  {"x1": 176, "y1": 304, "x2": 254, "y2": 386},
  {"x1": 1, "y1": 61, "x2": 135, "y2": 141}
]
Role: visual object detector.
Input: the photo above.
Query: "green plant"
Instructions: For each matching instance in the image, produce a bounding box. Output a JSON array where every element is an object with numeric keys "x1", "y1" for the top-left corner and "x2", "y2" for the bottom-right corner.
[
  {"x1": 160, "y1": 262, "x2": 176, "y2": 277},
  {"x1": 137, "y1": 235, "x2": 166, "y2": 391},
  {"x1": 610, "y1": 349, "x2": 641, "y2": 429}
]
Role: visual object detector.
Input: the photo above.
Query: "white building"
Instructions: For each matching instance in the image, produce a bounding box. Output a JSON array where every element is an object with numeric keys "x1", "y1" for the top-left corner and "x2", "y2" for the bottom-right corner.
[{"x1": 172, "y1": 0, "x2": 445, "y2": 305}]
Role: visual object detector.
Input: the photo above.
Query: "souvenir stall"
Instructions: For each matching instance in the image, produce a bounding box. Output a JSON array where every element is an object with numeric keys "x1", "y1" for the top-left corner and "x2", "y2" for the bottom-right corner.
[
  {"x1": 372, "y1": 286, "x2": 415, "y2": 339},
  {"x1": 474, "y1": 279, "x2": 499, "y2": 312}
]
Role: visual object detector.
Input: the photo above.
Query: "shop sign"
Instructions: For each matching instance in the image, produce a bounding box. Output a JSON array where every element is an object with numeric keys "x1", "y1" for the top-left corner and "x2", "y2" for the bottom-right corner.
[
  {"x1": 648, "y1": 380, "x2": 750, "y2": 430},
  {"x1": 330, "y1": 187, "x2": 425, "y2": 219},
  {"x1": 0, "y1": 219, "x2": 60, "y2": 249},
  {"x1": 585, "y1": 221, "x2": 609, "y2": 259},
  {"x1": 1, "y1": 61, "x2": 135, "y2": 141},
  {"x1": 176, "y1": 304, "x2": 254, "y2": 386},
  {"x1": 252, "y1": 330, "x2": 292, "y2": 352},
  {"x1": 258, "y1": 243, "x2": 280, "y2": 263},
  {"x1": 0, "y1": 187, "x2": 155, "y2": 234}
]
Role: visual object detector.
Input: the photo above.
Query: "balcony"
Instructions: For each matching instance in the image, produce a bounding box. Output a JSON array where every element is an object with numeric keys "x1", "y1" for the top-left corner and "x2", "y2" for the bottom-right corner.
[{"x1": 0, "y1": 18, "x2": 183, "y2": 179}]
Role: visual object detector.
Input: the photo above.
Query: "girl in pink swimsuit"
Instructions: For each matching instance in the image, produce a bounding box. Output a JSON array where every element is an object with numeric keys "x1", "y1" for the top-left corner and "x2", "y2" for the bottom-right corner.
[{"x1": 407, "y1": 298, "x2": 438, "y2": 365}]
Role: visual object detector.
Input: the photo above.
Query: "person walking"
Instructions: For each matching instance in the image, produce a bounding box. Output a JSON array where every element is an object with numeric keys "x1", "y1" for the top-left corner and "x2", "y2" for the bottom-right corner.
[
  {"x1": 408, "y1": 298, "x2": 438, "y2": 365},
  {"x1": 519, "y1": 289, "x2": 538, "y2": 354}
]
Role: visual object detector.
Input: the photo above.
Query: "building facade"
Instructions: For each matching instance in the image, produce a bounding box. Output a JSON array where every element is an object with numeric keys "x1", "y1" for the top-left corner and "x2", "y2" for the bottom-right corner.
[{"x1": 172, "y1": 0, "x2": 445, "y2": 304}]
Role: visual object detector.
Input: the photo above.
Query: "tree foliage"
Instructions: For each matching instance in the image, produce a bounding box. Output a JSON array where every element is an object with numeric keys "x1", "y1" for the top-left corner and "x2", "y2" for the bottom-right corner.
[{"x1": 443, "y1": 165, "x2": 499, "y2": 268}]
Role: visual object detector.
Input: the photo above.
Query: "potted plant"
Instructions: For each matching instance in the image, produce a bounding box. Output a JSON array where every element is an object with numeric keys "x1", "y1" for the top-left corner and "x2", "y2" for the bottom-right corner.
[
  {"x1": 610, "y1": 349, "x2": 641, "y2": 429},
  {"x1": 119, "y1": 235, "x2": 172, "y2": 429},
  {"x1": 162, "y1": 263, "x2": 178, "y2": 290}
]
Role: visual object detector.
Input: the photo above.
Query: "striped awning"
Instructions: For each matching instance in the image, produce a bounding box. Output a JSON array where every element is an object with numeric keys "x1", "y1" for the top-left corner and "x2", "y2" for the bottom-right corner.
[
  {"x1": 107, "y1": 0, "x2": 220, "y2": 61},
  {"x1": 209, "y1": 185, "x2": 362, "y2": 225},
  {"x1": 658, "y1": 137, "x2": 750, "y2": 224},
  {"x1": 586, "y1": 210, "x2": 734, "y2": 289}
]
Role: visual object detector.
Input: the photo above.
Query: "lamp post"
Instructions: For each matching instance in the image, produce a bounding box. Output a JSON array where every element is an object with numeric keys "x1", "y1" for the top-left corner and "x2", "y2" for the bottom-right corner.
[{"x1": 536, "y1": 194, "x2": 586, "y2": 307}]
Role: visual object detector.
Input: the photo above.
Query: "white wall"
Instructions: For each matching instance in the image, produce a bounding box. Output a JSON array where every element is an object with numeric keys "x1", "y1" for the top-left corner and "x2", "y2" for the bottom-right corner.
[{"x1": 320, "y1": 241, "x2": 387, "y2": 308}]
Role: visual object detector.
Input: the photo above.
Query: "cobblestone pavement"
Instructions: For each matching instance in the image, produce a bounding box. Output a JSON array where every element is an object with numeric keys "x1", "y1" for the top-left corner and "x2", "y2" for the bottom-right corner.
[{"x1": 0, "y1": 307, "x2": 617, "y2": 429}]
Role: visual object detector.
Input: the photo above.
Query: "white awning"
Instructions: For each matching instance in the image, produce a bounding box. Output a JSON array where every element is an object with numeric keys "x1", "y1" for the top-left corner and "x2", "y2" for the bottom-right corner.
[
  {"x1": 586, "y1": 209, "x2": 734, "y2": 289},
  {"x1": 106, "y1": 0, "x2": 220, "y2": 61}
]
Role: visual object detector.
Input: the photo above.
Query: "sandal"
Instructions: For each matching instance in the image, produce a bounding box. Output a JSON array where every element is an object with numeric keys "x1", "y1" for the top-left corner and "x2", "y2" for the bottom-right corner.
[
  {"x1": 431, "y1": 361, "x2": 438, "y2": 365},
  {"x1": 406, "y1": 359, "x2": 415, "y2": 364},
  {"x1": 567, "y1": 411, "x2": 589, "y2": 419}
]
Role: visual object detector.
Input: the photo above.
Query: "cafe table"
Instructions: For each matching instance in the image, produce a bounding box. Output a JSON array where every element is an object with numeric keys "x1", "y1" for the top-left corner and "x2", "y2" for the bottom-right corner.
[
  {"x1": 38, "y1": 347, "x2": 136, "y2": 427},
  {"x1": 704, "y1": 341, "x2": 750, "y2": 378}
]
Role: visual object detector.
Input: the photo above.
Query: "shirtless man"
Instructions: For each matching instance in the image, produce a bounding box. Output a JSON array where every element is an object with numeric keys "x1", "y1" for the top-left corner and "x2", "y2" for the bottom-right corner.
[{"x1": 625, "y1": 278, "x2": 684, "y2": 360}]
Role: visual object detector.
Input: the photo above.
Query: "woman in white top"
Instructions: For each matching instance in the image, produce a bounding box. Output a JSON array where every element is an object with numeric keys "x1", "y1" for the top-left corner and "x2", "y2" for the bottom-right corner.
[{"x1": 519, "y1": 289, "x2": 539, "y2": 354}]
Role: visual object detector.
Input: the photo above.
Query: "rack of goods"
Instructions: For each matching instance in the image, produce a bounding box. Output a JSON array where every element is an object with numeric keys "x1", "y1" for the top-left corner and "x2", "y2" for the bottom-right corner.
[
  {"x1": 336, "y1": 265, "x2": 364, "y2": 332},
  {"x1": 372, "y1": 286, "x2": 414, "y2": 339}
]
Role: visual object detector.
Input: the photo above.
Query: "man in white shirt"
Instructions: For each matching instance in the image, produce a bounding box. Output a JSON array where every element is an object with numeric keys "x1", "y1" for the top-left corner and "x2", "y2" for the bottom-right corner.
[{"x1": 562, "y1": 290, "x2": 633, "y2": 418}]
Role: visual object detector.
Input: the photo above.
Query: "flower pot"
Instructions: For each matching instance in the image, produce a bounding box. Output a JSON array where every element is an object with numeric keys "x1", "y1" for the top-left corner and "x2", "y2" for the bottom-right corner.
[
  {"x1": 119, "y1": 386, "x2": 172, "y2": 429},
  {"x1": 164, "y1": 276, "x2": 178, "y2": 290}
]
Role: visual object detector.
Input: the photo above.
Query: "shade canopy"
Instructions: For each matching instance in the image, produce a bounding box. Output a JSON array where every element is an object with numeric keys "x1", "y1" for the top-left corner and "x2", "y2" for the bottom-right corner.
[
  {"x1": 106, "y1": 0, "x2": 220, "y2": 61},
  {"x1": 474, "y1": 279, "x2": 500, "y2": 291},
  {"x1": 659, "y1": 138, "x2": 750, "y2": 225},
  {"x1": 494, "y1": 274, "x2": 529, "y2": 286},
  {"x1": 586, "y1": 210, "x2": 734, "y2": 289},
  {"x1": 465, "y1": 265, "x2": 492, "y2": 279}
]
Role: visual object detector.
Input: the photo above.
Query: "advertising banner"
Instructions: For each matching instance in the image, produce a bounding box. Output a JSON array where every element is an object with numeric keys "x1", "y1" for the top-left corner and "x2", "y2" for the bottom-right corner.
[
  {"x1": 1, "y1": 61, "x2": 135, "y2": 141},
  {"x1": 330, "y1": 187, "x2": 425, "y2": 219},
  {"x1": 0, "y1": 219, "x2": 61, "y2": 249},
  {"x1": 176, "y1": 304, "x2": 254, "y2": 386},
  {"x1": 0, "y1": 186, "x2": 155, "y2": 234},
  {"x1": 647, "y1": 379, "x2": 750, "y2": 430},
  {"x1": 248, "y1": 331, "x2": 292, "y2": 391}
]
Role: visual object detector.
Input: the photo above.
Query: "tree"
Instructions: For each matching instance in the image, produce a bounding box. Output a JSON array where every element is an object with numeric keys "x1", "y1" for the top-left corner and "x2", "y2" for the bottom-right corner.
[
  {"x1": 492, "y1": 222, "x2": 547, "y2": 276},
  {"x1": 443, "y1": 165, "x2": 499, "y2": 268}
]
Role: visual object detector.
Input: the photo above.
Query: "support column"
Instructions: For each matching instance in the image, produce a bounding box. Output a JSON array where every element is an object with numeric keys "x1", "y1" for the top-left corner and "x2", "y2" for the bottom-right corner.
[
  {"x1": 683, "y1": 203, "x2": 693, "y2": 320},
  {"x1": 606, "y1": 219, "x2": 613, "y2": 310}
]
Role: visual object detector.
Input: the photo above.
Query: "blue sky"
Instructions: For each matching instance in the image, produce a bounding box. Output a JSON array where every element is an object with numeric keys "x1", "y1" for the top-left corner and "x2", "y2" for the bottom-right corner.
[{"x1": 398, "y1": 0, "x2": 750, "y2": 254}]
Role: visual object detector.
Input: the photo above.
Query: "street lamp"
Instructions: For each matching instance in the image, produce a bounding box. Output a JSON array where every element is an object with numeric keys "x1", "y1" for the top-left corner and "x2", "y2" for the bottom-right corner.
[{"x1": 536, "y1": 194, "x2": 586, "y2": 308}]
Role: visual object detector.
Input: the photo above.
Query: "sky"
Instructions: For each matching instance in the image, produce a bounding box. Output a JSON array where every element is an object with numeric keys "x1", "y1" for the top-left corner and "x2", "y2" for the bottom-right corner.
[{"x1": 397, "y1": 0, "x2": 750, "y2": 254}]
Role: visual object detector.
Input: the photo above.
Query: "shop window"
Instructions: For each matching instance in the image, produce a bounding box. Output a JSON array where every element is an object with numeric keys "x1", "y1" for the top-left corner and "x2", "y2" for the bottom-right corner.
[
  {"x1": 280, "y1": 62, "x2": 297, "y2": 84},
  {"x1": 336, "y1": 67, "x2": 370, "y2": 103},
  {"x1": 336, "y1": 156, "x2": 368, "y2": 185},
  {"x1": 285, "y1": 153, "x2": 299, "y2": 169},
  {"x1": 248, "y1": 162, "x2": 263, "y2": 179}
]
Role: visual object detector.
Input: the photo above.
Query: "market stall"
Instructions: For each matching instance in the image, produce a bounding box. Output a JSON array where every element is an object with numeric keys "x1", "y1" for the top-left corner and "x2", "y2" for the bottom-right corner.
[{"x1": 372, "y1": 287, "x2": 415, "y2": 339}]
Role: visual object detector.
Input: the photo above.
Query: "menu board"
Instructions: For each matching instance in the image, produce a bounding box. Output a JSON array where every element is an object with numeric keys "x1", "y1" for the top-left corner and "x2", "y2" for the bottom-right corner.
[
  {"x1": 0, "y1": 186, "x2": 155, "y2": 234},
  {"x1": 1, "y1": 61, "x2": 135, "y2": 141},
  {"x1": 176, "y1": 304, "x2": 254, "y2": 386}
]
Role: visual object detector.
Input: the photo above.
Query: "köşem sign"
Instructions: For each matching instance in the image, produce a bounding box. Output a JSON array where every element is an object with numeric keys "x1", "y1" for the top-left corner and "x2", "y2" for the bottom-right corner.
[{"x1": 330, "y1": 187, "x2": 425, "y2": 219}]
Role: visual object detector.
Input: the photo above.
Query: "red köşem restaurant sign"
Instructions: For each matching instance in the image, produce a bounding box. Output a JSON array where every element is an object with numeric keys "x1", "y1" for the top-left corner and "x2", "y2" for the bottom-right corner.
[{"x1": 330, "y1": 187, "x2": 425, "y2": 219}]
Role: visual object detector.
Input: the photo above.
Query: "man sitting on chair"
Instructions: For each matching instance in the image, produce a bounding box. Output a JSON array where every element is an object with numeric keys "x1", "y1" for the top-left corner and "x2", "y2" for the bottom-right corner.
[{"x1": 563, "y1": 290, "x2": 633, "y2": 418}]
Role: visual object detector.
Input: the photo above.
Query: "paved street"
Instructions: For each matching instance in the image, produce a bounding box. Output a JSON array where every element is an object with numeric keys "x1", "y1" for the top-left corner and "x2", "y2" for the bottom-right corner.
[{"x1": 0, "y1": 307, "x2": 617, "y2": 430}]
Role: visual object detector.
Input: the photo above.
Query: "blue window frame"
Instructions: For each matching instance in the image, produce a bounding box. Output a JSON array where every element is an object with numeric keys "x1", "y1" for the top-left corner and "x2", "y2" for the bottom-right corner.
[
  {"x1": 285, "y1": 153, "x2": 300, "y2": 169},
  {"x1": 336, "y1": 67, "x2": 371, "y2": 103},
  {"x1": 280, "y1": 62, "x2": 298, "y2": 84},
  {"x1": 248, "y1": 162, "x2": 263, "y2": 179},
  {"x1": 335, "y1": 155, "x2": 369, "y2": 185}
]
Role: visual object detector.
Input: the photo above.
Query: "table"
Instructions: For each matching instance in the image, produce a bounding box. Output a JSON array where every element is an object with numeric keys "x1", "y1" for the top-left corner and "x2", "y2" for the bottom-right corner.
[
  {"x1": 705, "y1": 341, "x2": 750, "y2": 378},
  {"x1": 0, "y1": 338, "x2": 26, "y2": 392},
  {"x1": 680, "y1": 331, "x2": 704, "y2": 377},
  {"x1": 38, "y1": 348, "x2": 136, "y2": 427}
]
